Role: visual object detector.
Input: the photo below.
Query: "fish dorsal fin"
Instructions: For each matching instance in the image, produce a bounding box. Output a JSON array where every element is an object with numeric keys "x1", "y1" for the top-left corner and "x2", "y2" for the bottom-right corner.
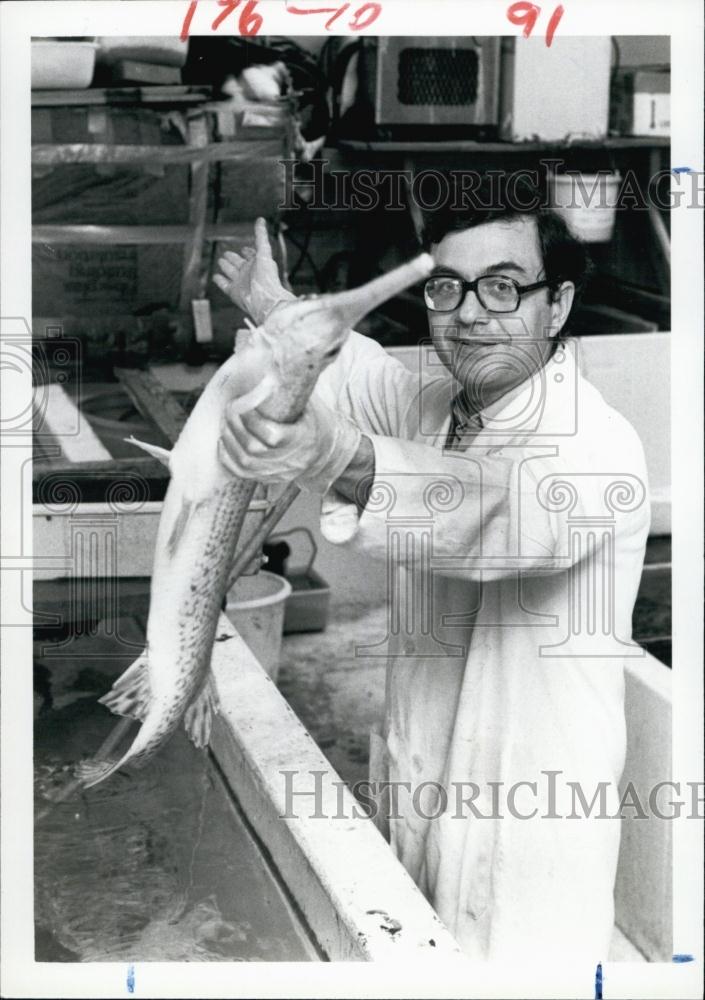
[
  {"x1": 126, "y1": 436, "x2": 171, "y2": 469},
  {"x1": 228, "y1": 372, "x2": 277, "y2": 415},
  {"x1": 98, "y1": 651, "x2": 151, "y2": 721}
]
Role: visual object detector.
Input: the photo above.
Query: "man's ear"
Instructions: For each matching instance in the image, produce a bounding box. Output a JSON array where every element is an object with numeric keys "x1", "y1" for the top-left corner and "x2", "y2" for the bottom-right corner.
[{"x1": 550, "y1": 281, "x2": 575, "y2": 336}]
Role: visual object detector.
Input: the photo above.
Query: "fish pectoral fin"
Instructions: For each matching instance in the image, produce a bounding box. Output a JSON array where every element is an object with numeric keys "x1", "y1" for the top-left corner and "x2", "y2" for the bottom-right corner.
[
  {"x1": 98, "y1": 651, "x2": 151, "y2": 721},
  {"x1": 126, "y1": 436, "x2": 172, "y2": 469},
  {"x1": 183, "y1": 675, "x2": 220, "y2": 749},
  {"x1": 74, "y1": 755, "x2": 124, "y2": 789},
  {"x1": 228, "y1": 373, "x2": 277, "y2": 415}
]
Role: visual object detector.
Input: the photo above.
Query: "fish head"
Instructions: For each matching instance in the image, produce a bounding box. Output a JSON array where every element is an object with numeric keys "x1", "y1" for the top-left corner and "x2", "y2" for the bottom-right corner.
[
  {"x1": 261, "y1": 254, "x2": 435, "y2": 379},
  {"x1": 221, "y1": 254, "x2": 436, "y2": 423},
  {"x1": 262, "y1": 294, "x2": 352, "y2": 370}
]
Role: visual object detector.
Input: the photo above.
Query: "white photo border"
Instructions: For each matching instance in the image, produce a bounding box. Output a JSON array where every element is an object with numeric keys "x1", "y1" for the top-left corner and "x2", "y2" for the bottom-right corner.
[{"x1": 1, "y1": 1, "x2": 702, "y2": 997}]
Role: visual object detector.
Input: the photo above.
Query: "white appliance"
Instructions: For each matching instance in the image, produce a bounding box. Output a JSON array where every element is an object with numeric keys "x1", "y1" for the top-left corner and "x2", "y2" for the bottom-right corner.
[
  {"x1": 371, "y1": 37, "x2": 501, "y2": 127},
  {"x1": 499, "y1": 36, "x2": 612, "y2": 142}
]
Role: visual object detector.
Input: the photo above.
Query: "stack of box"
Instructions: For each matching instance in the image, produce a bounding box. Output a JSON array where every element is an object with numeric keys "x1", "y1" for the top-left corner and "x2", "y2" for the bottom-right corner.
[
  {"x1": 610, "y1": 69, "x2": 670, "y2": 137},
  {"x1": 31, "y1": 94, "x2": 294, "y2": 359}
]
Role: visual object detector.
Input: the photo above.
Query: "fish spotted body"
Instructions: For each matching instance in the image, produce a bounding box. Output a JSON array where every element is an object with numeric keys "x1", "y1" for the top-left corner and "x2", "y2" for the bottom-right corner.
[{"x1": 78, "y1": 254, "x2": 434, "y2": 788}]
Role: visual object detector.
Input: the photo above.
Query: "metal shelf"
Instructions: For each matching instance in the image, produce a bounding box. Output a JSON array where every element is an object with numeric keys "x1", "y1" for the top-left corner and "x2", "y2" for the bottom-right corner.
[
  {"x1": 337, "y1": 136, "x2": 670, "y2": 153},
  {"x1": 31, "y1": 85, "x2": 213, "y2": 107}
]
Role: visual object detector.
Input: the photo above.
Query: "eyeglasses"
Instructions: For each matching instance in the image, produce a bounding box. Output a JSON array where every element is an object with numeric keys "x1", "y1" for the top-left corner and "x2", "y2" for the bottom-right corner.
[{"x1": 424, "y1": 273, "x2": 553, "y2": 314}]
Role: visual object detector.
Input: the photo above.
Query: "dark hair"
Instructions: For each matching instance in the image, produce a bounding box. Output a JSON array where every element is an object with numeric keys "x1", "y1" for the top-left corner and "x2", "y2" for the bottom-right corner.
[{"x1": 422, "y1": 174, "x2": 591, "y2": 319}]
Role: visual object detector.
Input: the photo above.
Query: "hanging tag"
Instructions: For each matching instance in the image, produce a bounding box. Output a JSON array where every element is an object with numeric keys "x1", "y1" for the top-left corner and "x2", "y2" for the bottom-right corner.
[{"x1": 192, "y1": 299, "x2": 213, "y2": 343}]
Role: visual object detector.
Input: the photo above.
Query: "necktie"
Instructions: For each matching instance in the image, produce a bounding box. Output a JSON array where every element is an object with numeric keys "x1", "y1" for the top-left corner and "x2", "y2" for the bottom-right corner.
[{"x1": 445, "y1": 400, "x2": 484, "y2": 452}]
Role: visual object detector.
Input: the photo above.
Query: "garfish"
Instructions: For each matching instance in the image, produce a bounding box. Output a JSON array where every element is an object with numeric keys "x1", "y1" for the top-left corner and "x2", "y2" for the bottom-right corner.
[{"x1": 77, "y1": 253, "x2": 434, "y2": 788}]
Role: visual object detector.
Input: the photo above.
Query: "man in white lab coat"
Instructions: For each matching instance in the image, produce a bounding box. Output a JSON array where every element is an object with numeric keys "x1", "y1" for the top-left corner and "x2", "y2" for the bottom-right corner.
[{"x1": 215, "y1": 184, "x2": 650, "y2": 962}]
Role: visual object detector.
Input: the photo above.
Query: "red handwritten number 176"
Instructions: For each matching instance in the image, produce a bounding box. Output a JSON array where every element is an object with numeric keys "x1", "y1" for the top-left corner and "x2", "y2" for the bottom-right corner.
[
  {"x1": 506, "y1": 3, "x2": 564, "y2": 47},
  {"x1": 181, "y1": 0, "x2": 263, "y2": 40}
]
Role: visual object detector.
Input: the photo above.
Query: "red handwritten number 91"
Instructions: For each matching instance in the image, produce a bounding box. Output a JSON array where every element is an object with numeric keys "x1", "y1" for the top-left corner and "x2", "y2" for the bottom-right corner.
[{"x1": 506, "y1": 2, "x2": 564, "y2": 47}]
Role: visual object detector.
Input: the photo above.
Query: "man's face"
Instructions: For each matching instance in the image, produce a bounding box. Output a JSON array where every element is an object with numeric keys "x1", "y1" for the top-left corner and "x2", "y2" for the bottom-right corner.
[{"x1": 428, "y1": 215, "x2": 574, "y2": 410}]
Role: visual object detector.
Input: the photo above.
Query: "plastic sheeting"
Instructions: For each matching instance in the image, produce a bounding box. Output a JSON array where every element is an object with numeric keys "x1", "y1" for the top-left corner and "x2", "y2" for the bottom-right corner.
[{"x1": 31, "y1": 100, "x2": 291, "y2": 355}]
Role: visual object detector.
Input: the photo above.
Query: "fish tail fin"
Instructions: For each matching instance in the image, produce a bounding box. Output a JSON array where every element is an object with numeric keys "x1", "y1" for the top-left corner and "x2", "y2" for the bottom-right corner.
[
  {"x1": 74, "y1": 754, "x2": 125, "y2": 789},
  {"x1": 183, "y1": 675, "x2": 220, "y2": 749},
  {"x1": 98, "y1": 651, "x2": 151, "y2": 721}
]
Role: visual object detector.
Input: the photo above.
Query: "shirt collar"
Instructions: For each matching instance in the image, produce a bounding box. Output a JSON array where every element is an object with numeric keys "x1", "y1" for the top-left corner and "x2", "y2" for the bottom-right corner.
[{"x1": 448, "y1": 340, "x2": 575, "y2": 437}]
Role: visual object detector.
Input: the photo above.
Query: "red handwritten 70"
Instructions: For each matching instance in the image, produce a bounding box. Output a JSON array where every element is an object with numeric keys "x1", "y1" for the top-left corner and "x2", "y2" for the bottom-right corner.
[{"x1": 284, "y1": 1, "x2": 382, "y2": 31}]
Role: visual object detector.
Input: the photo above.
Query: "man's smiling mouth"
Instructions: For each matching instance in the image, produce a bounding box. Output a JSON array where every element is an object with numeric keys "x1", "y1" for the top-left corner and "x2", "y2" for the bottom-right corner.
[{"x1": 445, "y1": 336, "x2": 507, "y2": 347}]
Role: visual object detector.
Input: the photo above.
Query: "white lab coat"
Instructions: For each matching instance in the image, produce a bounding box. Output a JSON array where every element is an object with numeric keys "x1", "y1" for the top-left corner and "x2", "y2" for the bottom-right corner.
[{"x1": 315, "y1": 331, "x2": 650, "y2": 962}]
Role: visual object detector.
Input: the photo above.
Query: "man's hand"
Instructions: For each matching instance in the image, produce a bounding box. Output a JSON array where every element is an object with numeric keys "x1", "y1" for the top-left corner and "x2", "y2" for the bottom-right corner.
[
  {"x1": 213, "y1": 217, "x2": 294, "y2": 325},
  {"x1": 219, "y1": 393, "x2": 362, "y2": 496}
]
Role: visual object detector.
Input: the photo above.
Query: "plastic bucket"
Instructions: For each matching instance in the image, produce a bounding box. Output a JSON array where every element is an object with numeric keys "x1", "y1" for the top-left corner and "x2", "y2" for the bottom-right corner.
[
  {"x1": 267, "y1": 527, "x2": 331, "y2": 634},
  {"x1": 224, "y1": 571, "x2": 292, "y2": 682},
  {"x1": 549, "y1": 172, "x2": 621, "y2": 243}
]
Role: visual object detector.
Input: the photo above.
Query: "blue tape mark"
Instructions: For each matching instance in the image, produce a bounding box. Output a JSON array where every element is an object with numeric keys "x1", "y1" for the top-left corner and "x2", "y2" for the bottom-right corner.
[
  {"x1": 127, "y1": 964, "x2": 135, "y2": 994},
  {"x1": 672, "y1": 167, "x2": 692, "y2": 174},
  {"x1": 672, "y1": 953, "x2": 695, "y2": 962},
  {"x1": 595, "y1": 961, "x2": 603, "y2": 1000}
]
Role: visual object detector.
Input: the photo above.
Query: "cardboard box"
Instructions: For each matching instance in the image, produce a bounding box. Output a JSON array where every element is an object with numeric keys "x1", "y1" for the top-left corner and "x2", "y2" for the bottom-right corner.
[
  {"x1": 610, "y1": 69, "x2": 670, "y2": 137},
  {"x1": 32, "y1": 99, "x2": 293, "y2": 357}
]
